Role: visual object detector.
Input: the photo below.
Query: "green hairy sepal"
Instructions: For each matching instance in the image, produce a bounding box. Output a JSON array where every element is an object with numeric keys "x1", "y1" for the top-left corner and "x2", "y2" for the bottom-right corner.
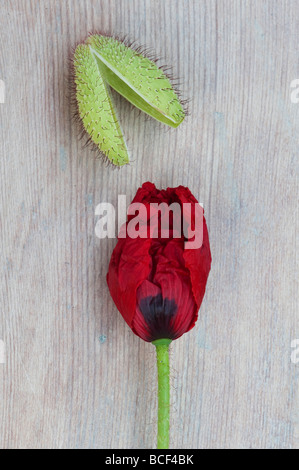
[
  {"x1": 73, "y1": 34, "x2": 185, "y2": 166},
  {"x1": 74, "y1": 45, "x2": 129, "y2": 166}
]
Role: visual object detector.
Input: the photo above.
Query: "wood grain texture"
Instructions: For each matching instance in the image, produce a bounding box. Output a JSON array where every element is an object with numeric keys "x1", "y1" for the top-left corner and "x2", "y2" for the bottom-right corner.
[{"x1": 0, "y1": 0, "x2": 298, "y2": 449}]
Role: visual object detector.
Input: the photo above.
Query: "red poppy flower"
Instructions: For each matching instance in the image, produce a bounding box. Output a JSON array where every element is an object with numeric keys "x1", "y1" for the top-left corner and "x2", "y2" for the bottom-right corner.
[{"x1": 107, "y1": 182, "x2": 212, "y2": 342}]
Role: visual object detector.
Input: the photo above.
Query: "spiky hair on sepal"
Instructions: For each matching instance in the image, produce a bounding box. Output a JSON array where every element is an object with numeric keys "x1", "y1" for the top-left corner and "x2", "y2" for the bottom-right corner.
[{"x1": 72, "y1": 32, "x2": 188, "y2": 167}]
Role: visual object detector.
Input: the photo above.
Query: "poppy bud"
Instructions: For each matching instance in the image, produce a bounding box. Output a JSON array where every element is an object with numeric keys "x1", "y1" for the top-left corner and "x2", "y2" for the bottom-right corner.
[{"x1": 107, "y1": 182, "x2": 212, "y2": 342}]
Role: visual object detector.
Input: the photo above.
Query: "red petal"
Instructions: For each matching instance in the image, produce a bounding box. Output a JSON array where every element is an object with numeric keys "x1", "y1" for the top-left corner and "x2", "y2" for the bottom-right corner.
[
  {"x1": 107, "y1": 235, "x2": 152, "y2": 327},
  {"x1": 183, "y1": 217, "x2": 212, "y2": 310},
  {"x1": 151, "y1": 239, "x2": 198, "y2": 339}
]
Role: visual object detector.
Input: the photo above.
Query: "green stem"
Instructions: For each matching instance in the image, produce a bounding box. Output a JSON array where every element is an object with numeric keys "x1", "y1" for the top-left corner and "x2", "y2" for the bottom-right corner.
[{"x1": 152, "y1": 338, "x2": 172, "y2": 449}]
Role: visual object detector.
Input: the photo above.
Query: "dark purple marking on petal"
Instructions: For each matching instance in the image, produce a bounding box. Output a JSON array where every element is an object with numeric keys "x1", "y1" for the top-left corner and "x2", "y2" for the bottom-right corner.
[{"x1": 138, "y1": 294, "x2": 177, "y2": 341}]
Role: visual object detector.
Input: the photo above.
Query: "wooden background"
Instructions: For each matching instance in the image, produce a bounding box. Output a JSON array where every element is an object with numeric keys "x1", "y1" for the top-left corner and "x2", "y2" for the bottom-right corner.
[{"x1": 0, "y1": 0, "x2": 298, "y2": 449}]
